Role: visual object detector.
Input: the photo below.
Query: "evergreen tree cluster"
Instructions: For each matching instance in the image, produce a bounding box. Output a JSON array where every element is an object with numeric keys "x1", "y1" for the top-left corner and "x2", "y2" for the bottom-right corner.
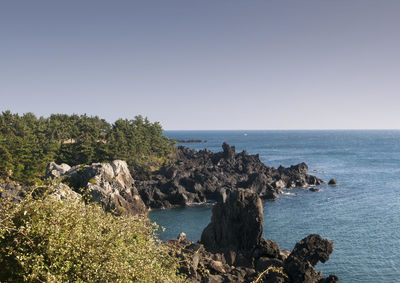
[{"x1": 0, "y1": 111, "x2": 175, "y2": 182}]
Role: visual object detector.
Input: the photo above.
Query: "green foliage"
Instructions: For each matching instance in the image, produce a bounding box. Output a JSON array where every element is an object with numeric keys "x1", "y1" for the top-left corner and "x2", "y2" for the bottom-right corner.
[
  {"x1": 0, "y1": 145, "x2": 13, "y2": 178},
  {"x1": 0, "y1": 188, "x2": 183, "y2": 282},
  {"x1": 106, "y1": 116, "x2": 175, "y2": 179},
  {"x1": 252, "y1": 266, "x2": 288, "y2": 283},
  {"x1": 0, "y1": 111, "x2": 175, "y2": 182}
]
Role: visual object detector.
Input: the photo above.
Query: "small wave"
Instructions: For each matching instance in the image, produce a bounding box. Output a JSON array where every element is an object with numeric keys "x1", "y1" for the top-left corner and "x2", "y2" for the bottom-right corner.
[{"x1": 283, "y1": 192, "x2": 296, "y2": 196}]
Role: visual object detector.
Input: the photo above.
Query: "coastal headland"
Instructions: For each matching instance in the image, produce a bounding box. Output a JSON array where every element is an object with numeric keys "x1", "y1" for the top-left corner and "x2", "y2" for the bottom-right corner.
[
  {"x1": 0, "y1": 112, "x2": 338, "y2": 282},
  {"x1": 2, "y1": 143, "x2": 337, "y2": 282}
]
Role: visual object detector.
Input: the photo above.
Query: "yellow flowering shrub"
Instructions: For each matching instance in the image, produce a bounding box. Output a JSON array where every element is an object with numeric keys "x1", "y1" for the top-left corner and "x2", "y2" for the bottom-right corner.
[{"x1": 0, "y1": 189, "x2": 183, "y2": 282}]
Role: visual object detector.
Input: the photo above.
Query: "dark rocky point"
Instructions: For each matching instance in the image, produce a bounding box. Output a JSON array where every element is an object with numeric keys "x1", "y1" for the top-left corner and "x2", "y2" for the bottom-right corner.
[
  {"x1": 284, "y1": 234, "x2": 335, "y2": 283},
  {"x1": 1, "y1": 136, "x2": 339, "y2": 282},
  {"x1": 137, "y1": 142, "x2": 325, "y2": 209},
  {"x1": 170, "y1": 189, "x2": 338, "y2": 282},
  {"x1": 201, "y1": 188, "x2": 263, "y2": 252}
]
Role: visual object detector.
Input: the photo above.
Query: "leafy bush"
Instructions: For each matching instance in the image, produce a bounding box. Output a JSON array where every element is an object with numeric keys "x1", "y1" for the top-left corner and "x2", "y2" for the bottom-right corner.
[{"x1": 0, "y1": 189, "x2": 183, "y2": 282}]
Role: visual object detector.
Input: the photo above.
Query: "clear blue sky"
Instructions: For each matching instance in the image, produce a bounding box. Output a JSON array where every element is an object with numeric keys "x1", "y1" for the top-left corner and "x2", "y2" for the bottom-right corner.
[{"x1": 1, "y1": 0, "x2": 399, "y2": 130}]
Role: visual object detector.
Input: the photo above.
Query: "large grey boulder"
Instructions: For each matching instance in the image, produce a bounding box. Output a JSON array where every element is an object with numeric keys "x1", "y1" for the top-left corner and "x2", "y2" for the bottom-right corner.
[
  {"x1": 49, "y1": 183, "x2": 81, "y2": 201},
  {"x1": 46, "y1": 162, "x2": 71, "y2": 178},
  {"x1": 48, "y1": 160, "x2": 147, "y2": 216}
]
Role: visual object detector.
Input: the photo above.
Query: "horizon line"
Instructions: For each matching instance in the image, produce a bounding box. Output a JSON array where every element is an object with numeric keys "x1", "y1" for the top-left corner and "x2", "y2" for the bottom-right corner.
[{"x1": 164, "y1": 128, "x2": 400, "y2": 131}]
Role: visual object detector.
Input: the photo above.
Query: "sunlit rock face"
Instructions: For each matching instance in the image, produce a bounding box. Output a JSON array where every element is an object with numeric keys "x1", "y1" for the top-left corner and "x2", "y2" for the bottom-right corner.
[{"x1": 47, "y1": 160, "x2": 147, "y2": 216}]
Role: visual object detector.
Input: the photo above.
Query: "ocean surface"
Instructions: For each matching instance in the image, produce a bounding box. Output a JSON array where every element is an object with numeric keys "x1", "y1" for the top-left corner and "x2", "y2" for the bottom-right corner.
[{"x1": 149, "y1": 130, "x2": 400, "y2": 282}]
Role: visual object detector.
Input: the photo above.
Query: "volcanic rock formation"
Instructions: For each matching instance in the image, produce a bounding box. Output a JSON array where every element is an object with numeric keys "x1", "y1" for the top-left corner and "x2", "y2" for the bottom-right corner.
[
  {"x1": 137, "y1": 142, "x2": 324, "y2": 209},
  {"x1": 170, "y1": 189, "x2": 337, "y2": 282}
]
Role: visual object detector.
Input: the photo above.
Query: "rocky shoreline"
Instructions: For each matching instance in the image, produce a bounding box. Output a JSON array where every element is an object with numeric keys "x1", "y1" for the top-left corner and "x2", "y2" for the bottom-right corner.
[
  {"x1": 1, "y1": 141, "x2": 332, "y2": 217},
  {"x1": 137, "y1": 142, "x2": 325, "y2": 209},
  {"x1": 1, "y1": 142, "x2": 338, "y2": 282},
  {"x1": 168, "y1": 189, "x2": 338, "y2": 283}
]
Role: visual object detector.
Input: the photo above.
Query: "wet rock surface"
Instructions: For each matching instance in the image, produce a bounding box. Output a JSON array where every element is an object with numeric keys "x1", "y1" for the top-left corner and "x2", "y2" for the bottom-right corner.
[{"x1": 137, "y1": 143, "x2": 324, "y2": 209}]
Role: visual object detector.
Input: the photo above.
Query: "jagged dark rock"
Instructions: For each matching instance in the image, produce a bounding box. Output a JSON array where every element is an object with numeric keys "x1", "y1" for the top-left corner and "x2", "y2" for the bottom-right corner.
[
  {"x1": 288, "y1": 234, "x2": 334, "y2": 266},
  {"x1": 252, "y1": 238, "x2": 281, "y2": 260},
  {"x1": 172, "y1": 186, "x2": 337, "y2": 283},
  {"x1": 200, "y1": 189, "x2": 263, "y2": 253},
  {"x1": 284, "y1": 234, "x2": 337, "y2": 283},
  {"x1": 137, "y1": 142, "x2": 324, "y2": 209}
]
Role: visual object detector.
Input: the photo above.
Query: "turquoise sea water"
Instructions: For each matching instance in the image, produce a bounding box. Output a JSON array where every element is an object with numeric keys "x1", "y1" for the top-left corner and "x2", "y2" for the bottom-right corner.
[{"x1": 149, "y1": 130, "x2": 400, "y2": 282}]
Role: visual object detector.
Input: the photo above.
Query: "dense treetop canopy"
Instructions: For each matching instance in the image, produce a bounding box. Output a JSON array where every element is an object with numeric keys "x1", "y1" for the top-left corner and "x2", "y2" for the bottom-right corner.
[{"x1": 0, "y1": 111, "x2": 175, "y2": 183}]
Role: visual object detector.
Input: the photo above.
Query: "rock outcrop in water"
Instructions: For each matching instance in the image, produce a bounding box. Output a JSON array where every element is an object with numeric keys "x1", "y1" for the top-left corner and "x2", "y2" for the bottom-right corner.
[
  {"x1": 285, "y1": 234, "x2": 338, "y2": 283},
  {"x1": 46, "y1": 160, "x2": 147, "y2": 216},
  {"x1": 137, "y1": 142, "x2": 324, "y2": 209},
  {"x1": 200, "y1": 189, "x2": 264, "y2": 252},
  {"x1": 328, "y1": 179, "x2": 337, "y2": 185},
  {"x1": 169, "y1": 189, "x2": 338, "y2": 282}
]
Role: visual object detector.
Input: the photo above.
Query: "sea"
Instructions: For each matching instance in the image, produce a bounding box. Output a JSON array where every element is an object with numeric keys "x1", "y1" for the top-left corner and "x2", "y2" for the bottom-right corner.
[{"x1": 149, "y1": 130, "x2": 400, "y2": 282}]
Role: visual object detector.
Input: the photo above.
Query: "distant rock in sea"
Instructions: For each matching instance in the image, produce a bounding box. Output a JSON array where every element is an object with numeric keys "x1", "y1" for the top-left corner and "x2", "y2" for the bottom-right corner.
[{"x1": 328, "y1": 179, "x2": 337, "y2": 185}]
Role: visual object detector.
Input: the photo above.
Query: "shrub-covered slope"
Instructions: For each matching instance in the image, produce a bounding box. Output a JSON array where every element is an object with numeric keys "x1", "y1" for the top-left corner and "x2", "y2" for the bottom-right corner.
[{"x1": 0, "y1": 185, "x2": 183, "y2": 282}]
